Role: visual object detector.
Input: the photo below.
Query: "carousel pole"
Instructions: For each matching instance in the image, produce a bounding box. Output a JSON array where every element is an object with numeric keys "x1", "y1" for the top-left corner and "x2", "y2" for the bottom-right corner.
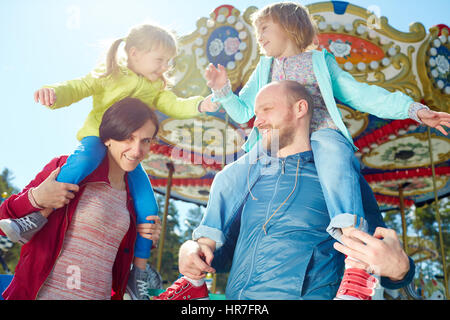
[
  {"x1": 398, "y1": 182, "x2": 410, "y2": 253},
  {"x1": 426, "y1": 127, "x2": 449, "y2": 300},
  {"x1": 156, "y1": 162, "x2": 175, "y2": 273},
  {"x1": 210, "y1": 113, "x2": 230, "y2": 294}
]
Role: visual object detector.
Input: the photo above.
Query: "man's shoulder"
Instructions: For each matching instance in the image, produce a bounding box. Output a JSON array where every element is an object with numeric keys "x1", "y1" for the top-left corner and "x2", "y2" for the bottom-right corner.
[{"x1": 213, "y1": 151, "x2": 258, "y2": 185}]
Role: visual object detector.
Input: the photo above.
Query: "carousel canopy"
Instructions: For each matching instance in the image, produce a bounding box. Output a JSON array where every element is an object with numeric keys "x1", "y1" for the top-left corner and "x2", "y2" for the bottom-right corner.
[{"x1": 142, "y1": 1, "x2": 450, "y2": 210}]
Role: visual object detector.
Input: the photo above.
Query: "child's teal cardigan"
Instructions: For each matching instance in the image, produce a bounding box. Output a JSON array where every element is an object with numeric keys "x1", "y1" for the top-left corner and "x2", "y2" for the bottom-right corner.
[{"x1": 214, "y1": 49, "x2": 415, "y2": 152}]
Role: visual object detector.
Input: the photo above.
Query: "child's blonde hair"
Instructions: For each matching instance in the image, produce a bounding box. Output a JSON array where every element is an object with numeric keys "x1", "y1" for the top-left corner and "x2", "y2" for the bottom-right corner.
[
  {"x1": 251, "y1": 2, "x2": 318, "y2": 52},
  {"x1": 102, "y1": 24, "x2": 177, "y2": 85}
]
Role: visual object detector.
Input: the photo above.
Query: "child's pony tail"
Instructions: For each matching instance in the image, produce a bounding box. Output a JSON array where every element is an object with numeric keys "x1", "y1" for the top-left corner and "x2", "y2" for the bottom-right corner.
[{"x1": 101, "y1": 38, "x2": 124, "y2": 78}]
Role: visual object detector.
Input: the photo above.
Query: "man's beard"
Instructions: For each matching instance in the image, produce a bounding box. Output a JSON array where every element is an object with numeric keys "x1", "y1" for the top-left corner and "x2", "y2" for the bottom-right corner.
[{"x1": 262, "y1": 124, "x2": 295, "y2": 154}]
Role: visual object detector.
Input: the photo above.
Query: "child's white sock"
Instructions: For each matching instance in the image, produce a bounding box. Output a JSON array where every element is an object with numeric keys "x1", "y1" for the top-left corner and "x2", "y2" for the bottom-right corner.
[{"x1": 184, "y1": 276, "x2": 205, "y2": 287}]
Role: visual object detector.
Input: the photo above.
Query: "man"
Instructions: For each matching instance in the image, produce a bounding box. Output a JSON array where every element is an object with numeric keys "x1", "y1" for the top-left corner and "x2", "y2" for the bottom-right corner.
[{"x1": 178, "y1": 81, "x2": 415, "y2": 299}]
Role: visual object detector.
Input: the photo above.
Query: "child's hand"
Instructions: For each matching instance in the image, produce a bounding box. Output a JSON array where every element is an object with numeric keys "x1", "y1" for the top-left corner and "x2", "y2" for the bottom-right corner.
[
  {"x1": 417, "y1": 108, "x2": 450, "y2": 135},
  {"x1": 204, "y1": 63, "x2": 229, "y2": 91},
  {"x1": 34, "y1": 88, "x2": 56, "y2": 106},
  {"x1": 199, "y1": 94, "x2": 220, "y2": 113}
]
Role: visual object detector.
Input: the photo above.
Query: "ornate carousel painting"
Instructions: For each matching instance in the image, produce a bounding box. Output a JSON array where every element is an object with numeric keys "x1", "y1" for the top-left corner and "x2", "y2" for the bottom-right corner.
[{"x1": 139, "y1": 1, "x2": 449, "y2": 298}]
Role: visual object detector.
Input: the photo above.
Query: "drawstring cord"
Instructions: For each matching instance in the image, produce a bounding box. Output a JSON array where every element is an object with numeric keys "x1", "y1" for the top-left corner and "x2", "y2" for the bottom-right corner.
[
  {"x1": 262, "y1": 158, "x2": 301, "y2": 235},
  {"x1": 248, "y1": 156, "x2": 264, "y2": 201}
]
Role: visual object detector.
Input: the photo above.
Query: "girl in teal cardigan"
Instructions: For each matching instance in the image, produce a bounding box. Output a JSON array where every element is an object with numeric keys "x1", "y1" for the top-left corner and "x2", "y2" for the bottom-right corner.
[{"x1": 205, "y1": 2, "x2": 450, "y2": 300}]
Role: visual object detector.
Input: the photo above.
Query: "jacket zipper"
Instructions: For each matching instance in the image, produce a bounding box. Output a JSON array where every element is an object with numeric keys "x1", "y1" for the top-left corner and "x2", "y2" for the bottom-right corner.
[{"x1": 238, "y1": 161, "x2": 283, "y2": 299}]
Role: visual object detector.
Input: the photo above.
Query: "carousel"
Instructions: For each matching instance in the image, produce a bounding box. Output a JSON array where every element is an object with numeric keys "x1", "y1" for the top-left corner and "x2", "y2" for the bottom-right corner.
[
  {"x1": 142, "y1": 2, "x2": 449, "y2": 299},
  {"x1": 0, "y1": 1, "x2": 449, "y2": 300}
]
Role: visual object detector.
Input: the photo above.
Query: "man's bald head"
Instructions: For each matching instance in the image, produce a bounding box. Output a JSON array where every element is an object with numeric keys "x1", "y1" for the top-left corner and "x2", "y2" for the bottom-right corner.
[
  {"x1": 256, "y1": 80, "x2": 313, "y2": 117},
  {"x1": 254, "y1": 81, "x2": 314, "y2": 156}
]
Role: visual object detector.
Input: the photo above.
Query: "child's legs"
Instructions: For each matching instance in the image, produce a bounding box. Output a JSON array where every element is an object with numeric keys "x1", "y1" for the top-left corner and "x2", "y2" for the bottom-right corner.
[
  {"x1": 56, "y1": 136, "x2": 106, "y2": 184},
  {"x1": 128, "y1": 163, "x2": 159, "y2": 260},
  {"x1": 360, "y1": 174, "x2": 387, "y2": 234},
  {"x1": 311, "y1": 129, "x2": 368, "y2": 242}
]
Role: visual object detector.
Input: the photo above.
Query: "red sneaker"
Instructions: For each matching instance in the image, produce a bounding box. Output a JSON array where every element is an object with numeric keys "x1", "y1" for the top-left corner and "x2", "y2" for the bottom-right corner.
[
  {"x1": 335, "y1": 268, "x2": 379, "y2": 300},
  {"x1": 152, "y1": 277, "x2": 209, "y2": 300}
]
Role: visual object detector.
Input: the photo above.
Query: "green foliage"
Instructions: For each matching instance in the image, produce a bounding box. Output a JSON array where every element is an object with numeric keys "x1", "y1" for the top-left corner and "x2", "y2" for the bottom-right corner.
[
  {"x1": 149, "y1": 194, "x2": 183, "y2": 286},
  {"x1": 382, "y1": 197, "x2": 449, "y2": 290},
  {"x1": 413, "y1": 199, "x2": 450, "y2": 282},
  {"x1": 0, "y1": 168, "x2": 19, "y2": 199},
  {"x1": 0, "y1": 168, "x2": 21, "y2": 274}
]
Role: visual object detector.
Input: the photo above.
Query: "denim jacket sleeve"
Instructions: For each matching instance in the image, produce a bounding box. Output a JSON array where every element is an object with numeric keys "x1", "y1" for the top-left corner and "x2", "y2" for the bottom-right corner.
[
  {"x1": 192, "y1": 168, "x2": 241, "y2": 249},
  {"x1": 325, "y1": 51, "x2": 413, "y2": 120},
  {"x1": 192, "y1": 151, "x2": 258, "y2": 249},
  {"x1": 380, "y1": 256, "x2": 416, "y2": 290}
]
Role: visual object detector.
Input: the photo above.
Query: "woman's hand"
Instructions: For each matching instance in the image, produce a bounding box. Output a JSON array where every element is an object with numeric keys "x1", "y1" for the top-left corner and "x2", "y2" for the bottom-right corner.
[
  {"x1": 31, "y1": 167, "x2": 79, "y2": 209},
  {"x1": 137, "y1": 215, "x2": 161, "y2": 243},
  {"x1": 34, "y1": 88, "x2": 56, "y2": 106}
]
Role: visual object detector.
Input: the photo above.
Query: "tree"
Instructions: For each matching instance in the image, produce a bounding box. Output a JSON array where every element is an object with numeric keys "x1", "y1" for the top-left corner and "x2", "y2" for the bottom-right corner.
[
  {"x1": 413, "y1": 199, "x2": 449, "y2": 288},
  {"x1": 149, "y1": 194, "x2": 184, "y2": 287},
  {"x1": 0, "y1": 168, "x2": 19, "y2": 199},
  {"x1": 0, "y1": 168, "x2": 20, "y2": 274},
  {"x1": 382, "y1": 197, "x2": 450, "y2": 297}
]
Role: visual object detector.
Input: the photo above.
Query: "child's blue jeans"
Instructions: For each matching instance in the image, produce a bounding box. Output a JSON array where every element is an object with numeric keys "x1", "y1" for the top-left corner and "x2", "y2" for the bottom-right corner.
[
  {"x1": 56, "y1": 136, "x2": 158, "y2": 259},
  {"x1": 310, "y1": 128, "x2": 369, "y2": 242}
]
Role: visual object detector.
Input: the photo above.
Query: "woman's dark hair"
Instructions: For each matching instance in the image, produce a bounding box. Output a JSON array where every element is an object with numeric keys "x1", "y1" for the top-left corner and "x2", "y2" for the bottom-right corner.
[{"x1": 99, "y1": 97, "x2": 159, "y2": 143}]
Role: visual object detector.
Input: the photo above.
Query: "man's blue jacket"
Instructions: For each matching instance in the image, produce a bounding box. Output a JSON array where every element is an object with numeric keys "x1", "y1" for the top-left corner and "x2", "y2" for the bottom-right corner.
[{"x1": 193, "y1": 145, "x2": 415, "y2": 299}]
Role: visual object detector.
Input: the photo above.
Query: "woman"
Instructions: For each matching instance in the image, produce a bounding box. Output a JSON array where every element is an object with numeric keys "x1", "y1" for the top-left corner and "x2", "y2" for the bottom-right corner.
[{"x1": 0, "y1": 97, "x2": 161, "y2": 300}]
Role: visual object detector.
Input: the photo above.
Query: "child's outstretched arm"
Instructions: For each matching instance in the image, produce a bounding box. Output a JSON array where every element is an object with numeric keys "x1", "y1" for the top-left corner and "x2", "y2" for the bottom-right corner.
[
  {"x1": 204, "y1": 62, "x2": 261, "y2": 124},
  {"x1": 324, "y1": 51, "x2": 447, "y2": 127},
  {"x1": 205, "y1": 63, "x2": 229, "y2": 91},
  {"x1": 153, "y1": 90, "x2": 204, "y2": 119},
  {"x1": 416, "y1": 108, "x2": 450, "y2": 135},
  {"x1": 34, "y1": 88, "x2": 56, "y2": 106},
  {"x1": 35, "y1": 71, "x2": 104, "y2": 109},
  {"x1": 198, "y1": 94, "x2": 220, "y2": 113}
]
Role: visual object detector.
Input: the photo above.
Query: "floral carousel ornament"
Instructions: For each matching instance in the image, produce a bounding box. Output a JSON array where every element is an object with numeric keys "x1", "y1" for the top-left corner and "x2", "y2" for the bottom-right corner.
[
  {"x1": 309, "y1": 1, "x2": 427, "y2": 101},
  {"x1": 417, "y1": 24, "x2": 450, "y2": 112},
  {"x1": 176, "y1": 4, "x2": 260, "y2": 93}
]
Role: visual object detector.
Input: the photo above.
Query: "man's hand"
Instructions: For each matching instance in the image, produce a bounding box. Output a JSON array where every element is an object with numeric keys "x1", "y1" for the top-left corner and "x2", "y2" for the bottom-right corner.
[
  {"x1": 32, "y1": 167, "x2": 79, "y2": 209},
  {"x1": 334, "y1": 227, "x2": 410, "y2": 281},
  {"x1": 179, "y1": 239, "x2": 216, "y2": 280},
  {"x1": 417, "y1": 108, "x2": 450, "y2": 135},
  {"x1": 137, "y1": 215, "x2": 161, "y2": 243}
]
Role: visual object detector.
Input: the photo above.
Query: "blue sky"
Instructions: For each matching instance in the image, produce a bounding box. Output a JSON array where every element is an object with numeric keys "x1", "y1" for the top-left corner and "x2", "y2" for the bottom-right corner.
[{"x1": 1, "y1": 0, "x2": 449, "y2": 220}]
